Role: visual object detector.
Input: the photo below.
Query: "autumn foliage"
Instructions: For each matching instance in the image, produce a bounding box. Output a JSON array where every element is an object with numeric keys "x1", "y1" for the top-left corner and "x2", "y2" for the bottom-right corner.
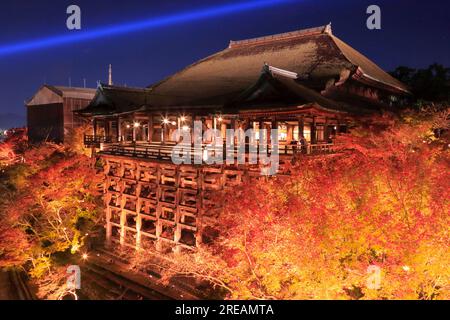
[
  {"x1": 207, "y1": 109, "x2": 449, "y2": 300},
  {"x1": 1, "y1": 108, "x2": 448, "y2": 300},
  {"x1": 0, "y1": 128, "x2": 27, "y2": 167},
  {"x1": 132, "y1": 108, "x2": 449, "y2": 300},
  {"x1": 0, "y1": 130, "x2": 103, "y2": 298}
]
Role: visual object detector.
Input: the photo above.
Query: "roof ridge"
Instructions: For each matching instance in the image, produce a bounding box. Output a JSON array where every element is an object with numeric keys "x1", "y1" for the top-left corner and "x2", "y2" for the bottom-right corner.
[
  {"x1": 229, "y1": 24, "x2": 331, "y2": 49},
  {"x1": 101, "y1": 84, "x2": 151, "y2": 92},
  {"x1": 53, "y1": 85, "x2": 96, "y2": 91}
]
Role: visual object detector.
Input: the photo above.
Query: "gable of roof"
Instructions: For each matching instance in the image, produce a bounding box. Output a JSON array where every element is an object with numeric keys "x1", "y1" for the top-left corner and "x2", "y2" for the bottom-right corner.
[
  {"x1": 26, "y1": 85, "x2": 96, "y2": 106},
  {"x1": 146, "y1": 24, "x2": 408, "y2": 107}
]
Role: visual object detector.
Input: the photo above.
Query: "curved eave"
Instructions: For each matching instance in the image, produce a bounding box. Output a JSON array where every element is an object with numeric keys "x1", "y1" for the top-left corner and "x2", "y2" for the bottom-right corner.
[
  {"x1": 352, "y1": 67, "x2": 411, "y2": 95},
  {"x1": 238, "y1": 103, "x2": 349, "y2": 117},
  {"x1": 330, "y1": 35, "x2": 410, "y2": 95}
]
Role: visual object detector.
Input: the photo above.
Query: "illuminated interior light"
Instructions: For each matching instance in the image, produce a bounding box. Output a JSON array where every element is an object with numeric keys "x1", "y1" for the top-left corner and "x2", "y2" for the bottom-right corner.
[
  {"x1": 217, "y1": 116, "x2": 223, "y2": 122},
  {"x1": 82, "y1": 253, "x2": 88, "y2": 260},
  {"x1": 126, "y1": 124, "x2": 131, "y2": 129},
  {"x1": 171, "y1": 121, "x2": 177, "y2": 126},
  {"x1": 162, "y1": 118, "x2": 170, "y2": 125},
  {"x1": 133, "y1": 122, "x2": 141, "y2": 128},
  {"x1": 180, "y1": 116, "x2": 186, "y2": 122},
  {"x1": 203, "y1": 149, "x2": 209, "y2": 161}
]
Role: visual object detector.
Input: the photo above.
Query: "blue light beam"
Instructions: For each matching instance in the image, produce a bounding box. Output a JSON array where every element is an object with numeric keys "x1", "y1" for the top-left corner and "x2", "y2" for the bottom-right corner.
[{"x1": 0, "y1": 0, "x2": 294, "y2": 57}]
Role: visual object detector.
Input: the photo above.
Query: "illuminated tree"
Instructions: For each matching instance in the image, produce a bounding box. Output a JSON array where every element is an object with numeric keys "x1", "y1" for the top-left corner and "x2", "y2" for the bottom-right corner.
[
  {"x1": 0, "y1": 137, "x2": 103, "y2": 298},
  {"x1": 133, "y1": 108, "x2": 449, "y2": 300},
  {"x1": 212, "y1": 109, "x2": 449, "y2": 300},
  {"x1": 64, "y1": 123, "x2": 93, "y2": 157}
]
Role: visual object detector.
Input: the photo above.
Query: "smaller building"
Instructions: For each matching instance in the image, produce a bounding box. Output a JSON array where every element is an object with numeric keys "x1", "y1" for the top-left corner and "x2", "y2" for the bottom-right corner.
[{"x1": 26, "y1": 85, "x2": 96, "y2": 143}]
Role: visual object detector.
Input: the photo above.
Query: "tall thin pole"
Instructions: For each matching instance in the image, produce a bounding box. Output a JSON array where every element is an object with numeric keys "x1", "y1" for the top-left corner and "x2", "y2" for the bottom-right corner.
[{"x1": 108, "y1": 64, "x2": 113, "y2": 86}]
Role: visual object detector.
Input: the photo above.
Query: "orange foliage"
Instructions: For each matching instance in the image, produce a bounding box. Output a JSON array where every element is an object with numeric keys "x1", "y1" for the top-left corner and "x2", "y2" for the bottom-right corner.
[
  {"x1": 0, "y1": 128, "x2": 27, "y2": 166},
  {"x1": 209, "y1": 111, "x2": 449, "y2": 300},
  {"x1": 0, "y1": 139, "x2": 103, "y2": 279}
]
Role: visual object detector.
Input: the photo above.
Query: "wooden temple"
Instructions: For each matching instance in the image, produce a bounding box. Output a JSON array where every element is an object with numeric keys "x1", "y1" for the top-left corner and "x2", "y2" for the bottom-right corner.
[{"x1": 77, "y1": 24, "x2": 409, "y2": 253}]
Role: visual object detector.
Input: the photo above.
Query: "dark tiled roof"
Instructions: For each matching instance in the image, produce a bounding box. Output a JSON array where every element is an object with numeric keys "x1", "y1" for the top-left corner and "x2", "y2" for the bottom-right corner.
[
  {"x1": 330, "y1": 36, "x2": 408, "y2": 93},
  {"x1": 146, "y1": 24, "x2": 408, "y2": 107},
  {"x1": 77, "y1": 84, "x2": 152, "y2": 116},
  {"x1": 78, "y1": 25, "x2": 409, "y2": 117},
  {"x1": 227, "y1": 65, "x2": 375, "y2": 115}
]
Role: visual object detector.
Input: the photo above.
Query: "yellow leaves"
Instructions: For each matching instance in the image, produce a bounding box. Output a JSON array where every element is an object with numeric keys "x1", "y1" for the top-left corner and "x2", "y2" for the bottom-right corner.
[
  {"x1": 1, "y1": 142, "x2": 102, "y2": 289},
  {"x1": 70, "y1": 243, "x2": 80, "y2": 254},
  {"x1": 29, "y1": 256, "x2": 52, "y2": 279}
]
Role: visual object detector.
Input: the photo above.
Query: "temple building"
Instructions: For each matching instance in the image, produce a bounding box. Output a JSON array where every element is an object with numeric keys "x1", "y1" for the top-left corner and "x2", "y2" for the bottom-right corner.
[
  {"x1": 80, "y1": 24, "x2": 409, "y2": 149},
  {"x1": 26, "y1": 85, "x2": 96, "y2": 143},
  {"x1": 77, "y1": 25, "x2": 410, "y2": 252}
]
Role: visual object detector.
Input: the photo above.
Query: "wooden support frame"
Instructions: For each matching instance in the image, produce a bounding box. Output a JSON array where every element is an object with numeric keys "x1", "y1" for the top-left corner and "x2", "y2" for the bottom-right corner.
[{"x1": 102, "y1": 156, "x2": 290, "y2": 253}]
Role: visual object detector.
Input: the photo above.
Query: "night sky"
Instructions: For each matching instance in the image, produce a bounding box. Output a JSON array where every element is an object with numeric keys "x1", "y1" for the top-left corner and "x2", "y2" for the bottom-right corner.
[{"x1": 0, "y1": 0, "x2": 449, "y2": 125}]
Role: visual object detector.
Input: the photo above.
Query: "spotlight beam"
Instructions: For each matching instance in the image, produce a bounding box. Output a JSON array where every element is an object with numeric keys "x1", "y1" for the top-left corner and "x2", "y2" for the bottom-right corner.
[{"x1": 0, "y1": 0, "x2": 294, "y2": 57}]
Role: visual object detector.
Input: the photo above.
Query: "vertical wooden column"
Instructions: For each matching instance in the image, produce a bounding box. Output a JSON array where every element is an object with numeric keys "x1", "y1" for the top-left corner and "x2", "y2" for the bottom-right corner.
[
  {"x1": 258, "y1": 120, "x2": 265, "y2": 150},
  {"x1": 162, "y1": 122, "x2": 169, "y2": 144},
  {"x1": 105, "y1": 207, "x2": 112, "y2": 247},
  {"x1": 117, "y1": 117, "x2": 122, "y2": 142},
  {"x1": 105, "y1": 159, "x2": 112, "y2": 247},
  {"x1": 271, "y1": 118, "x2": 278, "y2": 145},
  {"x1": 324, "y1": 117, "x2": 329, "y2": 143},
  {"x1": 173, "y1": 164, "x2": 181, "y2": 254},
  {"x1": 135, "y1": 163, "x2": 142, "y2": 250},
  {"x1": 230, "y1": 118, "x2": 237, "y2": 147},
  {"x1": 135, "y1": 214, "x2": 142, "y2": 250},
  {"x1": 103, "y1": 120, "x2": 108, "y2": 137},
  {"x1": 148, "y1": 116, "x2": 153, "y2": 142},
  {"x1": 298, "y1": 117, "x2": 304, "y2": 140},
  {"x1": 115, "y1": 117, "x2": 119, "y2": 142},
  {"x1": 93, "y1": 119, "x2": 98, "y2": 137},
  {"x1": 132, "y1": 119, "x2": 137, "y2": 142},
  {"x1": 155, "y1": 164, "x2": 163, "y2": 252},
  {"x1": 287, "y1": 125, "x2": 293, "y2": 143},
  {"x1": 311, "y1": 117, "x2": 317, "y2": 144},
  {"x1": 196, "y1": 167, "x2": 204, "y2": 248},
  {"x1": 119, "y1": 190, "x2": 126, "y2": 247},
  {"x1": 189, "y1": 113, "x2": 195, "y2": 145}
]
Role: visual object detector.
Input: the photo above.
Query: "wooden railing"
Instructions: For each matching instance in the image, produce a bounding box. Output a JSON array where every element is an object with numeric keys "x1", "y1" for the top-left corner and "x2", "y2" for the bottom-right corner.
[
  {"x1": 101, "y1": 142, "x2": 176, "y2": 160},
  {"x1": 98, "y1": 141, "x2": 334, "y2": 162},
  {"x1": 84, "y1": 135, "x2": 113, "y2": 147}
]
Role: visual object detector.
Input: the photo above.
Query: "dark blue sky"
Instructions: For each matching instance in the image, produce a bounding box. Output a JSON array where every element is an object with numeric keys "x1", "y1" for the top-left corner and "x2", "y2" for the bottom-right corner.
[{"x1": 0, "y1": 0, "x2": 449, "y2": 119}]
